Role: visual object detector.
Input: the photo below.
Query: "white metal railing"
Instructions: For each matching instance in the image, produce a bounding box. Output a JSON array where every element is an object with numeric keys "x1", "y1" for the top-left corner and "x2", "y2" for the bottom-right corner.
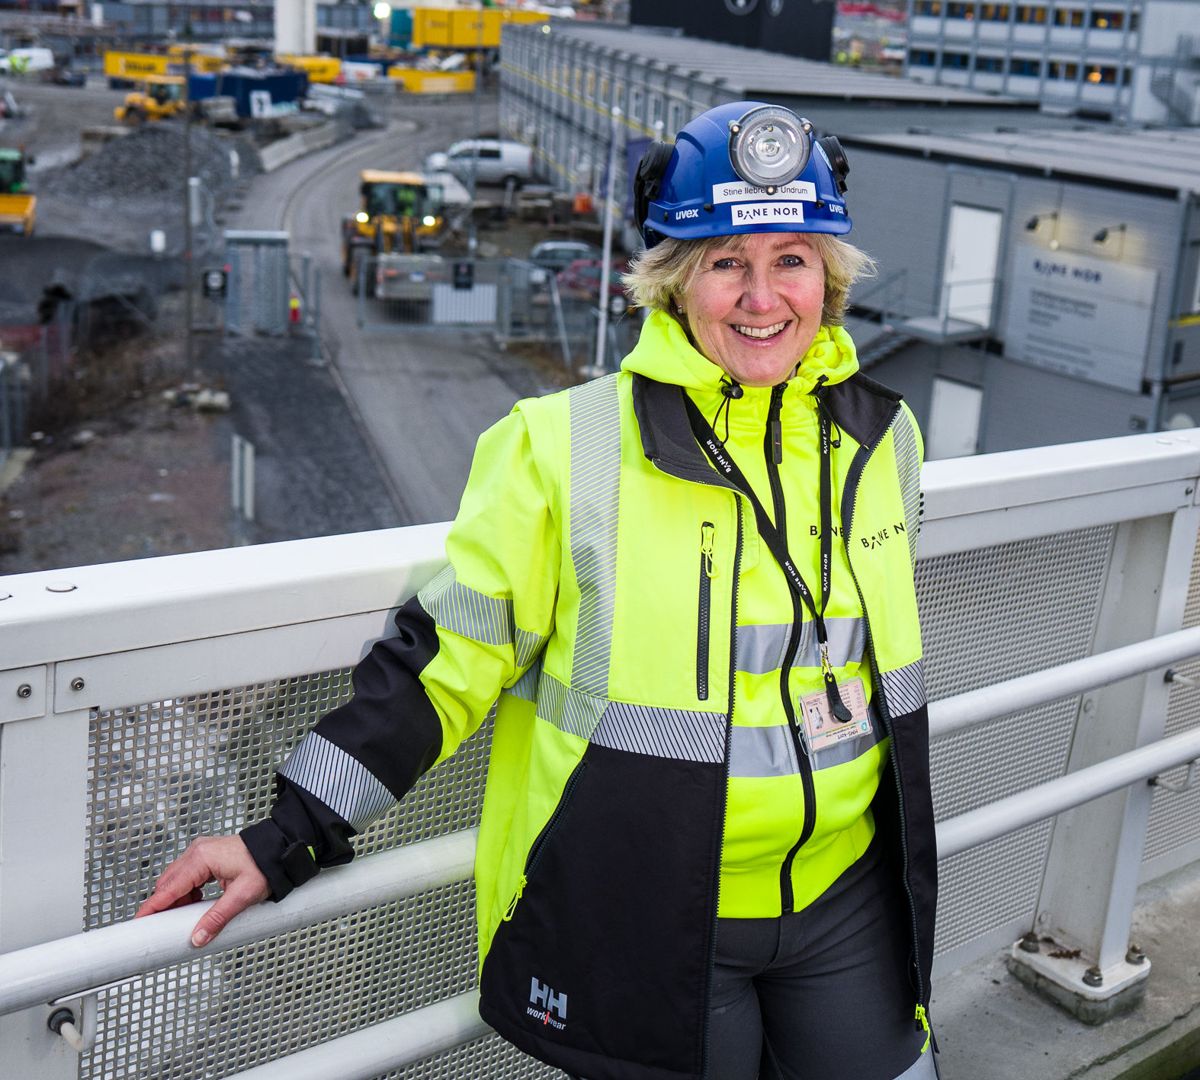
[{"x1": 1, "y1": 427, "x2": 1198, "y2": 1079}]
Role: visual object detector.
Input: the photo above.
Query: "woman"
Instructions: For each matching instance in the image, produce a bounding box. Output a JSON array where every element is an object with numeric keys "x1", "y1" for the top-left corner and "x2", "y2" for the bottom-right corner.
[{"x1": 140, "y1": 101, "x2": 937, "y2": 1080}]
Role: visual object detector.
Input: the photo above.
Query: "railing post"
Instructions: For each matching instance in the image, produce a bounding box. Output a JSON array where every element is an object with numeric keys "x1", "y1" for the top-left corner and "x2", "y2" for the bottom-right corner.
[
  {"x1": 0, "y1": 664, "x2": 91, "y2": 1078},
  {"x1": 1012, "y1": 504, "x2": 1200, "y2": 1021}
]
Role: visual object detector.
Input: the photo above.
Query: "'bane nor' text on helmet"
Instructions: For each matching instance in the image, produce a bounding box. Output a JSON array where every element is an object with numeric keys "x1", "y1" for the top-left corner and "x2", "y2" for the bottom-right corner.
[{"x1": 635, "y1": 100, "x2": 852, "y2": 248}]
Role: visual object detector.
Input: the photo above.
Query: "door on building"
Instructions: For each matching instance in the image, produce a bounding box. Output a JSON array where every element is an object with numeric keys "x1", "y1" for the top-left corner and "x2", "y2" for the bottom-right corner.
[
  {"x1": 928, "y1": 376, "x2": 983, "y2": 459},
  {"x1": 940, "y1": 205, "x2": 1003, "y2": 328}
]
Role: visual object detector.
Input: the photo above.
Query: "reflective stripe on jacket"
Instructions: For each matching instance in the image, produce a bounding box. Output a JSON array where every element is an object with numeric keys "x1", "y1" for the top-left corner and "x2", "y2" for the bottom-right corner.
[{"x1": 242, "y1": 311, "x2": 936, "y2": 1080}]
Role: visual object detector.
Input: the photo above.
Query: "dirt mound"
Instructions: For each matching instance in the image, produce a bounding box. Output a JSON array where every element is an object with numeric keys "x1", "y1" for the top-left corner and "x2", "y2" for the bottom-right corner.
[{"x1": 42, "y1": 124, "x2": 258, "y2": 203}]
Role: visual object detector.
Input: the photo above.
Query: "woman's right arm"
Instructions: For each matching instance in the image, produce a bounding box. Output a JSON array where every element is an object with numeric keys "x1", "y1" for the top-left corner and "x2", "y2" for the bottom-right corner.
[{"x1": 137, "y1": 405, "x2": 562, "y2": 944}]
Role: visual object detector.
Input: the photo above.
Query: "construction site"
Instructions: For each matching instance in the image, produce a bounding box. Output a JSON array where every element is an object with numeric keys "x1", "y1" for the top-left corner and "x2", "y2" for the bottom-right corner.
[{"x1": 0, "y1": 10, "x2": 621, "y2": 576}]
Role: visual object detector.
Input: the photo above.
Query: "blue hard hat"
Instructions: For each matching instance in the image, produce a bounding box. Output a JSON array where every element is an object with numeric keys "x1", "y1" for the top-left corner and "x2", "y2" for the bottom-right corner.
[{"x1": 635, "y1": 100, "x2": 852, "y2": 248}]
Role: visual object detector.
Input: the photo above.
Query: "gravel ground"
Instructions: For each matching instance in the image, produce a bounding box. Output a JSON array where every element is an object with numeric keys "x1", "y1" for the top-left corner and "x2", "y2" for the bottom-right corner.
[{"x1": 0, "y1": 319, "x2": 403, "y2": 574}]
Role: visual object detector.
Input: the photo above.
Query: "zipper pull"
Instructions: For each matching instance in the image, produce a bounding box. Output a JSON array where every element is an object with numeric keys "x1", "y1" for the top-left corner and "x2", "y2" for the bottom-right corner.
[
  {"x1": 820, "y1": 642, "x2": 853, "y2": 723},
  {"x1": 914, "y1": 1003, "x2": 932, "y2": 1053},
  {"x1": 769, "y1": 384, "x2": 784, "y2": 465},
  {"x1": 502, "y1": 875, "x2": 527, "y2": 922},
  {"x1": 700, "y1": 522, "x2": 717, "y2": 578}
]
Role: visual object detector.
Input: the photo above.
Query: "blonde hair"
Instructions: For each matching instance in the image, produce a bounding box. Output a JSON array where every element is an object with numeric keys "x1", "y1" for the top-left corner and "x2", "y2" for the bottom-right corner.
[{"x1": 622, "y1": 232, "x2": 876, "y2": 327}]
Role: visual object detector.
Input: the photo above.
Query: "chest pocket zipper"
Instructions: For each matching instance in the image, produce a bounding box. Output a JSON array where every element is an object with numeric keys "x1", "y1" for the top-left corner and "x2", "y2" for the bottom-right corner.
[{"x1": 697, "y1": 521, "x2": 716, "y2": 701}]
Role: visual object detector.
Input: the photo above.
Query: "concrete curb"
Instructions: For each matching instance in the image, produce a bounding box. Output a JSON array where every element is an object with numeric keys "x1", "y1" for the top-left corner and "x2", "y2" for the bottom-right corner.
[{"x1": 259, "y1": 122, "x2": 342, "y2": 173}]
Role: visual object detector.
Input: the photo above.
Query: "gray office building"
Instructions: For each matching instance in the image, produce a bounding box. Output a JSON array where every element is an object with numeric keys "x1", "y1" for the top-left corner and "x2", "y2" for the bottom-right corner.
[{"x1": 905, "y1": 0, "x2": 1200, "y2": 124}]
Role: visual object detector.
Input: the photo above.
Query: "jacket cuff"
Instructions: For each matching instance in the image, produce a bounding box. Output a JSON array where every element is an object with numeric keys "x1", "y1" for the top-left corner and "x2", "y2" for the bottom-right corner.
[{"x1": 240, "y1": 818, "x2": 317, "y2": 902}]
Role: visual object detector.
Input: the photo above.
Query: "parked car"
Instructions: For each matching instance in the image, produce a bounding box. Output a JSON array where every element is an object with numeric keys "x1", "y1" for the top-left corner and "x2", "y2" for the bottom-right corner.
[
  {"x1": 530, "y1": 239, "x2": 601, "y2": 277},
  {"x1": 557, "y1": 258, "x2": 630, "y2": 316},
  {"x1": 424, "y1": 139, "x2": 535, "y2": 188}
]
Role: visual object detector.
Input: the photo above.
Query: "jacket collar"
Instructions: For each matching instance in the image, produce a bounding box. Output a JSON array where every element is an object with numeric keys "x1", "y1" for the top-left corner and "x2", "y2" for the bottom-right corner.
[{"x1": 626, "y1": 310, "x2": 902, "y2": 478}]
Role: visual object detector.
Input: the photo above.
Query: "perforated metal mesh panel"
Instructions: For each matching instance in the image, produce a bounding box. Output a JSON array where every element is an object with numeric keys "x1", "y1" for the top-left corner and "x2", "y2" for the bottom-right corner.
[
  {"x1": 916, "y1": 526, "x2": 1115, "y2": 957},
  {"x1": 1143, "y1": 528, "x2": 1200, "y2": 866},
  {"x1": 81, "y1": 668, "x2": 559, "y2": 1080}
]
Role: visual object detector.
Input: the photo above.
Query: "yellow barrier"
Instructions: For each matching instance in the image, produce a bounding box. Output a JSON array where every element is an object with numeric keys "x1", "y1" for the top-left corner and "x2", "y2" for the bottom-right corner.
[
  {"x1": 277, "y1": 54, "x2": 343, "y2": 84},
  {"x1": 103, "y1": 50, "x2": 223, "y2": 78},
  {"x1": 410, "y1": 7, "x2": 548, "y2": 49},
  {"x1": 386, "y1": 67, "x2": 477, "y2": 94}
]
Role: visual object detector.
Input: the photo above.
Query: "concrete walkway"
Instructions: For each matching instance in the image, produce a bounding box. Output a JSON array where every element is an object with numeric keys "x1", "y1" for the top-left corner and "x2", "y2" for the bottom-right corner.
[{"x1": 935, "y1": 861, "x2": 1200, "y2": 1079}]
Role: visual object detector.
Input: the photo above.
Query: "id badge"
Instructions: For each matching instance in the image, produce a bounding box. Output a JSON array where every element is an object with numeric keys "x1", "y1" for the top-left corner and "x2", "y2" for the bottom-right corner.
[{"x1": 798, "y1": 677, "x2": 871, "y2": 754}]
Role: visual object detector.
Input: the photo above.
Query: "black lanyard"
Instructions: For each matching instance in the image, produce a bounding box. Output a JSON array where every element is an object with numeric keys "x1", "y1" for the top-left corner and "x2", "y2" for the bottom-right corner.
[{"x1": 684, "y1": 392, "x2": 852, "y2": 723}]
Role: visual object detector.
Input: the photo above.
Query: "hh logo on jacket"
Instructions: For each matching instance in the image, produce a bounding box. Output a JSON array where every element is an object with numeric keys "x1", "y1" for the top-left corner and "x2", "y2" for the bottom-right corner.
[{"x1": 528, "y1": 977, "x2": 568, "y2": 1030}]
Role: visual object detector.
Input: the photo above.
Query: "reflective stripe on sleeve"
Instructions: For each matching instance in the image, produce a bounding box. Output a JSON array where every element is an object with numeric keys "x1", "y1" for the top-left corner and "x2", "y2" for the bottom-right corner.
[
  {"x1": 879, "y1": 659, "x2": 927, "y2": 717},
  {"x1": 418, "y1": 565, "x2": 548, "y2": 667},
  {"x1": 278, "y1": 731, "x2": 395, "y2": 831}
]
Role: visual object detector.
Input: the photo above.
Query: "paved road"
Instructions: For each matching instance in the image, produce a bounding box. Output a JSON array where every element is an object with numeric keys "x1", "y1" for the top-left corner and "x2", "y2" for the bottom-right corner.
[{"x1": 227, "y1": 94, "x2": 545, "y2": 526}]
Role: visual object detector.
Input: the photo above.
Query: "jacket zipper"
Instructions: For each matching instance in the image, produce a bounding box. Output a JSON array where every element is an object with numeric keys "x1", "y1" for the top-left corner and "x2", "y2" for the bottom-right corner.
[
  {"x1": 701, "y1": 500, "x2": 741, "y2": 1080},
  {"x1": 767, "y1": 384, "x2": 817, "y2": 915},
  {"x1": 842, "y1": 413, "x2": 928, "y2": 1012},
  {"x1": 503, "y1": 760, "x2": 588, "y2": 922},
  {"x1": 697, "y1": 521, "x2": 716, "y2": 701}
]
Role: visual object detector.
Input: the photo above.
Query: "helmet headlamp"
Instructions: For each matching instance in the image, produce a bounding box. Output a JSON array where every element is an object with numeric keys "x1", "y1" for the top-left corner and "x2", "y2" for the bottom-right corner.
[{"x1": 728, "y1": 105, "x2": 811, "y2": 190}]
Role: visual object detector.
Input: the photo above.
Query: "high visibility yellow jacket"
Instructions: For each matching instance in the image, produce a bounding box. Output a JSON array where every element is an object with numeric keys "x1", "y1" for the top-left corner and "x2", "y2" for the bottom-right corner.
[{"x1": 243, "y1": 311, "x2": 937, "y2": 1080}]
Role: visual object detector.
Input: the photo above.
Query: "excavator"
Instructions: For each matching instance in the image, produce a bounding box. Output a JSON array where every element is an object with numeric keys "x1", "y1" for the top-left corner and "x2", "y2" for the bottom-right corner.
[
  {"x1": 114, "y1": 75, "x2": 187, "y2": 124},
  {"x1": 341, "y1": 170, "x2": 447, "y2": 295},
  {"x1": 0, "y1": 147, "x2": 35, "y2": 236}
]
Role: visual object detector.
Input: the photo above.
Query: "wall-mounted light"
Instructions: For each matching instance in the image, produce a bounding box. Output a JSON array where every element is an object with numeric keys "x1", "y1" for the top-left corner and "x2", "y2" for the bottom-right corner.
[
  {"x1": 1026, "y1": 210, "x2": 1061, "y2": 249},
  {"x1": 1093, "y1": 223, "x2": 1126, "y2": 244}
]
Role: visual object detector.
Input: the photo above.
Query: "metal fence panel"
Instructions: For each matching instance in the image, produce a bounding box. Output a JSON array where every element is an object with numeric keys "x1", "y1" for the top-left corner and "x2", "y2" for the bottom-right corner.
[
  {"x1": 1142, "y1": 526, "x2": 1200, "y2": 874},
  {"x1": 918, "y1": 525, "x2": 1116, "y2": 967},
  {"x1": 79, "y1": 668, "x2": 559, "y2": 1080}
]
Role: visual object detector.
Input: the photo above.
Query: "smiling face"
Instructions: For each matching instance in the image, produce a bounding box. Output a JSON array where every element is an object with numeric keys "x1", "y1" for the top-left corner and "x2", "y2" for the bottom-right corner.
[{"x1": 678, "y1": 232, "x2": 826, "y2": 388}]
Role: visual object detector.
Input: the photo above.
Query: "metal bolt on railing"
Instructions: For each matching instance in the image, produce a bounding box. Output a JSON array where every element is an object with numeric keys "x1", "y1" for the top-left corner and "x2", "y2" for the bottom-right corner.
[
  {"x1": 1082, "y1": 967, "x2": 1104, "y2": 987},
  {"x1": 70, "y1": 677, "x2": 85, "y2": 692},
  {"x1": 1018, "y1": 931, "x2": 1041, "y2": 954},
  {"x1": 1165, "y1": 667, "x2": 1198, "y2": 689},
  {"x1": 16, "y1": 684, "x2": 31, "y2": 699},
  {"x1": 1126, "y1": 944, "x2": 1147, "y2": 965}
]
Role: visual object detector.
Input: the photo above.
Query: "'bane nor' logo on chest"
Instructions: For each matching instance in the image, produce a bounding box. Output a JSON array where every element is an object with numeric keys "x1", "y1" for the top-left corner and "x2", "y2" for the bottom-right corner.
[{"x1": 859, "y1": 521, "x2": 907, "y2": 551}]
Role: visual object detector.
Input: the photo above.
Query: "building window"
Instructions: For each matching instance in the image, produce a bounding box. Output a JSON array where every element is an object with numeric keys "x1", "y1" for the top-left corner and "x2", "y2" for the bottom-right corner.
[
  {"x1": 1122, "y1": 66, "x2": 1132, "y2": 85},
  {"x1": 1129, "y1": 10, "x2": 1140, "y2": 30},
  {"x1": 1084, "y1": 64, "x2": 1118, "y2": 83},
  {"x1": 975, "y1": 54, "x2": 1005, "y2": 71},
  {"x1": 909, "y1": 48, "x2": 938, "y2": 65},
  {"x1": 1047, "y1": 59, "x2": 1079, "y2": 78},
  {"x1": 914, "y1": 0, "x2": 944, "y2": 14},
  {"x1": 1053, "y1": 7, "x2": 1084, "y2": 26},
  {"x1": 1015, "y1": 4, "x2": 1047, "y2": 22},
  {"x1": 1090, "y1": 8, "x2": 1125, "y2": 28},
  {"x1": 1010, "y1": 56, "x2": 1042, "y2": 75},
  {"x1": 947, "y1": 1, "x2": 975, "y2": 17},
  {"x1": 979, "y1": 3, "x2": 1012, "y2": 19},
  {"x1": 943, "y1": 50, "x2": 970, "y2": 68}
]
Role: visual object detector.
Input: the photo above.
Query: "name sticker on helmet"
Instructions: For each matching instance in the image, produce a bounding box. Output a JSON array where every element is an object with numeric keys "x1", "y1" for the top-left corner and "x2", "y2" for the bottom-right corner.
[
  {"x1": 730, "y1": 202, "x2": 805, "y2": 226},
  {"x1": 713, "y1": 181, "x2": 817, "y2": 205}
]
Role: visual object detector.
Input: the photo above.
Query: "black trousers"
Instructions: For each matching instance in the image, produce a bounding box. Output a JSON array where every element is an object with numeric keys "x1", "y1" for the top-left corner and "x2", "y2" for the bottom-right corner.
[{"x1": 569, "y1": 841, "x2": 937, "y2": 1080}]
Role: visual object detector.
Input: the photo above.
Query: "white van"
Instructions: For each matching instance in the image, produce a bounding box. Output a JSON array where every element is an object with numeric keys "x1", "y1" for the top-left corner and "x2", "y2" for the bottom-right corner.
[
  {"x1": 0, "y1": 48, "x2": 55, "y2": 74},
  {"x1": 424, "y1": 139, "x2": 535, "y2": 188}
]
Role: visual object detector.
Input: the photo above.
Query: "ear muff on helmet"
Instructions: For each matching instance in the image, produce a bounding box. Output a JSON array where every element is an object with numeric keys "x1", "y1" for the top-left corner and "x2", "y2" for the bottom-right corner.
[
  {"x1": 634, "y1": 140, "x2": 675, "y2": 248},
  {"x1": 817, "y1": 135, "x2": 850, "y2": 195}
]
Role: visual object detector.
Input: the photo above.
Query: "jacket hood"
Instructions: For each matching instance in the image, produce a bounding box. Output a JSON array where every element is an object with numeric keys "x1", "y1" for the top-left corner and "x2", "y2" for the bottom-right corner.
[{"x1": 621, "y1": 309, "x2": 860, "y2": 398}]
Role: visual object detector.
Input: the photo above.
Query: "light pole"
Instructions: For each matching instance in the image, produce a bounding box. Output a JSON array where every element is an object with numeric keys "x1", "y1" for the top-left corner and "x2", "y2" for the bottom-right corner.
[
  {"x1": 592, "y1": 104, "x2": 622, "y2": 376},
  {"x1": 183, "y1": 47, "x2": 194, "y2": 370}
]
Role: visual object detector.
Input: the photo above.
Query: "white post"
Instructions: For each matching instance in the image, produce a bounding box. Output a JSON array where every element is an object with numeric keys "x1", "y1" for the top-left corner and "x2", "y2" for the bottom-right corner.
[
  {"x1": 1011, "y1": 504, "x2": 1200, "y2": 1020},
  {"x1": 592, "y1": 105, "x2": 622, "y2": 376},
  {"x1": 0, "y1": 661, "x2": 91, "y2": 1079}
]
